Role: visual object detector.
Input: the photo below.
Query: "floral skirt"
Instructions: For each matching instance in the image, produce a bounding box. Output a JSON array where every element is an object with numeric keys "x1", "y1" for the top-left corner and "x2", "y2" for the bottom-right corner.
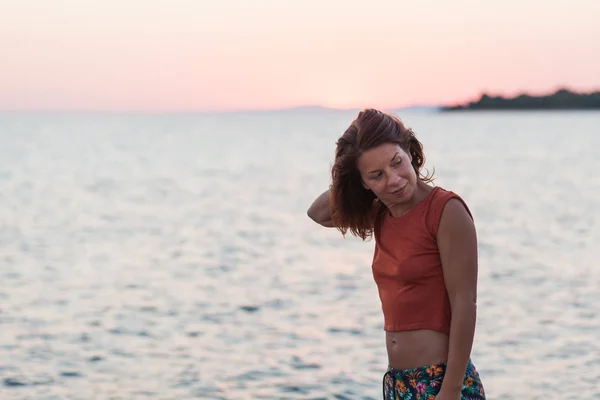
[{"x1": 382, "y1": 358, "x2": 485, "y2": 400}]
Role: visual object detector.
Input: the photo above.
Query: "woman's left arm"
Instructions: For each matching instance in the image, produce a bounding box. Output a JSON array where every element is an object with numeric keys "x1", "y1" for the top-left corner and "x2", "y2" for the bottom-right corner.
[{"x1": 437, "y1": 198, "x2": 479, "y2": 397}]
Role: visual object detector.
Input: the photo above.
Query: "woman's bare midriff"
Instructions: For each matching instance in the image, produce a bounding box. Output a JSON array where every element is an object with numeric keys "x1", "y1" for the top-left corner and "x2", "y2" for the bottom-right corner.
[{"x1": 386, "y1": 330, "x2": 449, "y2": 370}]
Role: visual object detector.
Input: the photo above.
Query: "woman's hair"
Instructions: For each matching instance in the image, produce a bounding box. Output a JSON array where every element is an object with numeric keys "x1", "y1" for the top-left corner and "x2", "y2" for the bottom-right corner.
[{"x1": 330, "y1": 108, "x2": 434, "y2": 240}]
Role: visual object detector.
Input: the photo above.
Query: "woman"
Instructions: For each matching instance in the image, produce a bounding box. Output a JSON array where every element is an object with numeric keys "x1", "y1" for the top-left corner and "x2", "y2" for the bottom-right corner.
[{"x1": 307, "y1": 109, "x2": 486, "y2": 400}]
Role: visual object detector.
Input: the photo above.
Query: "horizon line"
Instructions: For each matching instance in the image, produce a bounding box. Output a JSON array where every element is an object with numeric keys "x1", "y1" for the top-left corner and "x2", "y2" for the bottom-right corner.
[
  {"x1": 0, "y1": 103, "x2": 443, "y2": 115},
  {"x1": 1, "y1": 85, "x2": 598, "y2": 115}
]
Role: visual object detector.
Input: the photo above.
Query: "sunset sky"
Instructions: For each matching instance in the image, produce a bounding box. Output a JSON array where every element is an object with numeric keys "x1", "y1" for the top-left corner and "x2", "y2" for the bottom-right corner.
[{"x1": 1, "y1": 0, "x2": 599, "y2": 112}]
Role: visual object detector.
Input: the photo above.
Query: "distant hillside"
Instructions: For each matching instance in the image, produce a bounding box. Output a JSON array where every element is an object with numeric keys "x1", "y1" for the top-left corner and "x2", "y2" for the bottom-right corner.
[
  {"x1": 391, "y1": 105, "x2": 441, "y2": 113},
  {"x1": 442, "y1": 88, "x2": 600, "y2": 111},
  {"x1": 260, "y1": 104, "x2": 441, "y2": 114}
]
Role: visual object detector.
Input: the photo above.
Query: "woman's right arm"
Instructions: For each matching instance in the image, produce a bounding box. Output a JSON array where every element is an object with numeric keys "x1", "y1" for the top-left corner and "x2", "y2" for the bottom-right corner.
[{"x1": 307, "y1": 189, "x2": 335, "y2": 227}]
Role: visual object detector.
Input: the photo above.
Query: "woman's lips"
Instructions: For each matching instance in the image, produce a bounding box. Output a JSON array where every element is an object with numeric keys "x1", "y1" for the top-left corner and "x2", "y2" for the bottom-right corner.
[{"x1": 391, "y1": 184, "x2": 407, "y2": 196}]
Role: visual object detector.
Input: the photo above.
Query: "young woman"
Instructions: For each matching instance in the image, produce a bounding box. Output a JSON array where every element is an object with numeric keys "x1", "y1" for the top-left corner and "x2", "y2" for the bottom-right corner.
[{"x1": 307, "y1": 109, "x2": 486, "y2": 400}]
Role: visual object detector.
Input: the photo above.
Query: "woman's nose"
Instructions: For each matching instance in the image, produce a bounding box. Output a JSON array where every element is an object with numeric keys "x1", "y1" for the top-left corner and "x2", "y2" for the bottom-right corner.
[{"x1": 387, "y1": 173, "x2": 402, "y2": 187}]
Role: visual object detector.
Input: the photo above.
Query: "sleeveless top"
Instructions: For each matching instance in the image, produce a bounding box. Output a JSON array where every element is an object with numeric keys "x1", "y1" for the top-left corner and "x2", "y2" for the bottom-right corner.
[{"x1": 372, "y1": 186, "x2": 472, "y2": 335}]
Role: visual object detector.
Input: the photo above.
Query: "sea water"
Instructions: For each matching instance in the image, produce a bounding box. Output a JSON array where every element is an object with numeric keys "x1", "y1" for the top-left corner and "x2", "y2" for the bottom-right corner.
[{"x1": 0, "y1": 110, "x2": 598, "y2": 399}]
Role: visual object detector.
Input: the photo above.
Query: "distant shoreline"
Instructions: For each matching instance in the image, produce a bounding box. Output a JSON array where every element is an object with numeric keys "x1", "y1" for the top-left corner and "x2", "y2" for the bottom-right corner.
[{"x1": 441, "y1": 88, "x2": 600, "y2": 111}]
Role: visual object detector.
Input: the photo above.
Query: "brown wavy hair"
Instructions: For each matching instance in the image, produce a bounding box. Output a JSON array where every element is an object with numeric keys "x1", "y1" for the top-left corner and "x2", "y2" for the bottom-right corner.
[{"x1": 330, "y1": 108, "x2": 434, "y2": 240}]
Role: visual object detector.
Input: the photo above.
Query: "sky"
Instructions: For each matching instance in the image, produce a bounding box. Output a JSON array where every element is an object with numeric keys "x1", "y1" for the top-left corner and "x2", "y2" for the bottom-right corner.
[{"x1": 1, "y1": 0, "x2": 599, "y2": 112}]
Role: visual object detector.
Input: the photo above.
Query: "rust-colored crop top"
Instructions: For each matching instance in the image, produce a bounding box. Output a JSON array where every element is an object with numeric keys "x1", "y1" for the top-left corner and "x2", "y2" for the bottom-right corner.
[{"x1": 372, "y1": 186, "x2": 472, "y2": 335}]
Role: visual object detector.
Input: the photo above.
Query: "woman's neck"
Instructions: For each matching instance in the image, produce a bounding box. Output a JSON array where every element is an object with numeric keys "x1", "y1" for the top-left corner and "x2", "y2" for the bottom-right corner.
[{"x1": 388, "y1": 181, "x2": 433, "y2": 217}]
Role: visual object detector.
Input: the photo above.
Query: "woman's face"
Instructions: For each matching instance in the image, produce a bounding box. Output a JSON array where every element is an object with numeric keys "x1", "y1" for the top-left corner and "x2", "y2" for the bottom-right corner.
[{"x1": 356, "y1": 143, "x2": 417, "y2": 208}]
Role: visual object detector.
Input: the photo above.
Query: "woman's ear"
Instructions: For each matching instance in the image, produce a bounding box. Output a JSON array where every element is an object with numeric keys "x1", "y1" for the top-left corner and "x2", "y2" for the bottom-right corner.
[{"x1": 361, "y1": 181, "x2": 371, "y2": 191}]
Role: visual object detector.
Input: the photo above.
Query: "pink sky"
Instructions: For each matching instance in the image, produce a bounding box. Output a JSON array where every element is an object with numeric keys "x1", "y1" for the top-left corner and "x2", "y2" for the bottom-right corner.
[{"x1": 1, "y1": 0, "x2": 599, "y2": 112}]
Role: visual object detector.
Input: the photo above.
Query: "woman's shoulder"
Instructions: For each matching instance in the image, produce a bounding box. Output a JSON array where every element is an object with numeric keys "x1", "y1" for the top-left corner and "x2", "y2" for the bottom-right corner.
[
  {"x1": 429, "y1": 186, "x2": 469, "y2": 206},
  {"x1": 425, "y1": 186, "x2": 473, "y2": 236}
]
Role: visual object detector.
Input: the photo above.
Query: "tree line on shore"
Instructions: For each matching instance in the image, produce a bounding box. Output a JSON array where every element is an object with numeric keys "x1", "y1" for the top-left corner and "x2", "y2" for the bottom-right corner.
[{"x1": 442, "y1": 88, "x2": 600, "y2": 111}]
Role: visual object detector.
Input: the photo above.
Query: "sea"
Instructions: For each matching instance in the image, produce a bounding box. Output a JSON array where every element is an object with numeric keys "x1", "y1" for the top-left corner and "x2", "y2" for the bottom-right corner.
[{"x1": 0, "y1": 109, "x2": 598, "y2": 399}]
